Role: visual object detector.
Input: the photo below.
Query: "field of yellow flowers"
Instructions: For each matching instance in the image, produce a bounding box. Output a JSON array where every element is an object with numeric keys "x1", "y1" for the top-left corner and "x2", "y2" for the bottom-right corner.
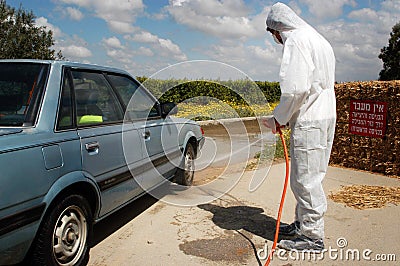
[{"x1": 175, "y1": 101, "x2": 279, "y2": 121}]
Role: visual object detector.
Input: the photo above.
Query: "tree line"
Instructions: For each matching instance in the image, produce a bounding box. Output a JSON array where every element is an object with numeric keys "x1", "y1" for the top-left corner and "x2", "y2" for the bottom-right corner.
[{"x1": 136, "y1": 77, "x2": 282, "y2": 104}]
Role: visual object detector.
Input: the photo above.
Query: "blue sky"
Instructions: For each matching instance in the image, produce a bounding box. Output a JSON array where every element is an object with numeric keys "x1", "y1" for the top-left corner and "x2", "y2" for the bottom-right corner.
[{"x1": 7, "y1": 0, "x2": 400, "y2": 81}]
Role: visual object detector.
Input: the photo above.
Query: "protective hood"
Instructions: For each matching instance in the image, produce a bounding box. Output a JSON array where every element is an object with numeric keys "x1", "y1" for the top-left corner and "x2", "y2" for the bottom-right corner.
[
  {"x1": 266, "y1": 2, "x2": 309, "y2": 32},
  {"x1": 267, "y1": 2, "x2": 336, "y2": 126}
]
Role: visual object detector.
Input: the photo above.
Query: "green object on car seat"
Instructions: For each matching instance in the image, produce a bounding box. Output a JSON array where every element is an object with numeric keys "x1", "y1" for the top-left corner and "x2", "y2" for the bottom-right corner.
[{"x1": 79, "y1": 115, "x2": 103, "y2": 125}]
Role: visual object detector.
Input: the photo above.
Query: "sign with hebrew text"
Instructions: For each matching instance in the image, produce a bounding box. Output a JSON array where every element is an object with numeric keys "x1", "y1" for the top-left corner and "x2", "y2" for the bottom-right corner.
[{"x1": 349, "y1": 100, "x2": 387, "y2": 138}]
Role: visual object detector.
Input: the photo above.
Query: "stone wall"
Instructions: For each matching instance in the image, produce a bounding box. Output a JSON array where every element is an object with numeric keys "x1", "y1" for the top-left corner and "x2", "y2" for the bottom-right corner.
[{"x1": 331, "y1": 80, "x2": 400, "y2": 176}]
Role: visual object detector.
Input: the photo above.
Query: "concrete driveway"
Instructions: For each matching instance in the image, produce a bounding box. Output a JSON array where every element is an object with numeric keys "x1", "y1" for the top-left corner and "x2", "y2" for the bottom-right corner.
[
  {"x1": 88, "y1": 164, "x2": 399, "y2": 266},
  {"x1": 88, "y1": 121, "x2": 399, "y2": 266}
]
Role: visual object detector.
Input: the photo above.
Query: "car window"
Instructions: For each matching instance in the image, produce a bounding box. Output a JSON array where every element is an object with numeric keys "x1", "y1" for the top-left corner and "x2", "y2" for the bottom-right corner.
[
  {"x1": 106, "y1": 74, "x2": 139, "y2": 107},
  {"x1": 56, "y1": 72, "x2": 74, "y2": 130},
  {"x1": 107, "y1": 74, "x2": 160, "y2": 120},
  {"x1": 71, "y1": 70, "x2": 123, "y2": 126},
  {"x1": 0, "y1": 63, "x2": 49, "y2": 127}
]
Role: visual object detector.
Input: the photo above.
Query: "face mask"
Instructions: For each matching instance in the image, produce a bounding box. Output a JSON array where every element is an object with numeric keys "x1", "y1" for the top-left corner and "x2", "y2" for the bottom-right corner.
[{"x1": 273, "y1": 34, "x2": 282, "y2": 45}]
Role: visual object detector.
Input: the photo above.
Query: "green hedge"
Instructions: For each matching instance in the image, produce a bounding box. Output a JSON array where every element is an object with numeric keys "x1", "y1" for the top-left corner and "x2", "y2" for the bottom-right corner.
[{"x1": 136, "y1": 77, "x2": 281, "y2": 105}]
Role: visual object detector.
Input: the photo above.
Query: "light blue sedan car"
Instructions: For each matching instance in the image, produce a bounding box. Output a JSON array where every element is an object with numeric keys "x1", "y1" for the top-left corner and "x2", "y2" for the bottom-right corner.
[{"x1": 0, "y1": 60, "x2": 204, "y2": 265}]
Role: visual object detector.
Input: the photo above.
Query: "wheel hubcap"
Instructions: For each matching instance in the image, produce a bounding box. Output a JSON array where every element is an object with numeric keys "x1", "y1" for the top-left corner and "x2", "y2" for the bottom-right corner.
[
  {"x1": 53, "y1": 206, "x2": 87, "y2": 265},
  {"x1": 184, "y1": 150, "x2": 194, "y2": 183}
]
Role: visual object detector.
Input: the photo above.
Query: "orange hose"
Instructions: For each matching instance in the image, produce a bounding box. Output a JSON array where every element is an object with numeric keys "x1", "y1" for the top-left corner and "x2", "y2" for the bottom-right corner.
[{"x1": 264, "y1": 127, "x2": 290, "y2": 266}]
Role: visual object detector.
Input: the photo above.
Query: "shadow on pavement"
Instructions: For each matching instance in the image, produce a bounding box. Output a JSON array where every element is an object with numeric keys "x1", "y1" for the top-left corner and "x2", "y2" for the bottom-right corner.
[
  {"x1": 197, "y1": 204, "x2": 294, "y2": 266},
  {"x1": 198, "y1": 203, "x2": 290, "y2": 242}
]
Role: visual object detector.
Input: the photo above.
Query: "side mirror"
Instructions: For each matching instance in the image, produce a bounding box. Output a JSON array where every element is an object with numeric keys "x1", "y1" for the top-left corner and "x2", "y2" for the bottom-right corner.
[{"x1": 161, "y1": 102, "x2": 178, "y2": 118}]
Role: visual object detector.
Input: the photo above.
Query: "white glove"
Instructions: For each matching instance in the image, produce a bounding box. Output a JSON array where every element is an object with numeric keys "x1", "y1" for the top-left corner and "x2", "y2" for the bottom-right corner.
[{"x1": 262, "y1": 116, "x2": 281, "y2": 134}]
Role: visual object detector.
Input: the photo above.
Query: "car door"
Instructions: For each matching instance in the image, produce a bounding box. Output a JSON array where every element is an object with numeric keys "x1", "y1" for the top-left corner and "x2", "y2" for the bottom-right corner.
[
  {"x1": 67, "y1": 69, "x2": 143, "y2": 216},
  {"x1": 106, "y1": 74, "x2": 181, "y2": 190}
]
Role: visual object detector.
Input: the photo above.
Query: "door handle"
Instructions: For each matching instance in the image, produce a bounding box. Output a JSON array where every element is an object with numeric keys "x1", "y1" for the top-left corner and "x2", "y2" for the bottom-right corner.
[
  {"x1": 143, "y1": 131, "x2": 151, "y2": 141},
  {"x1": 85, "y1": 141, "x2": 99, "y2": 154}
]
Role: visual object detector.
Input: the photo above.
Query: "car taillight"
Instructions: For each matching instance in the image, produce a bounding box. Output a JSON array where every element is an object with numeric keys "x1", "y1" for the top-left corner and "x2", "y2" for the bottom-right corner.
[{"x1": 200, "y1": 127, "x2": 205, "y2": 135}]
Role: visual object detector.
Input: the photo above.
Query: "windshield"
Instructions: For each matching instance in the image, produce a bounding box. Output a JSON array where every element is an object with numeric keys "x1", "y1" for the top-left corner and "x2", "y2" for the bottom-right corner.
[{"x1": 0, "y1": 62, "x2": 49, "y2": 127}]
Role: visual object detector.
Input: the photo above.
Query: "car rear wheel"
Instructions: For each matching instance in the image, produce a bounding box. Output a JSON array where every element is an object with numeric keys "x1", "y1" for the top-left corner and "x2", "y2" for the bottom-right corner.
[
  {"x1": 31, "y1": 194, "x2": 92, "y2": 266},
  {"x1": 175, "y1": 143, "x2": 195, "y2": 186}
]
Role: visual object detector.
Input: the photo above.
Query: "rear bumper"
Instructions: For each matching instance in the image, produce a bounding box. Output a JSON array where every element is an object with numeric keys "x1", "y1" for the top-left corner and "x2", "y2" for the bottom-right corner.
[
  {"x1": 193, "y1": 136, "x2": 205, "y2": 159},
  {"x1": 197, "y1": 136, "x2": 205, "y2": 151}
]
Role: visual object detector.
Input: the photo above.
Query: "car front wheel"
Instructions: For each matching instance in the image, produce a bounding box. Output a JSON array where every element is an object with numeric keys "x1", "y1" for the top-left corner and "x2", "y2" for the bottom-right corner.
[
  {"x1": 31, "y1": 194, "x2": 92, "y2": 266},
  {"x1": 175, "y1": 143, "x2": 195, "y2": 186}
]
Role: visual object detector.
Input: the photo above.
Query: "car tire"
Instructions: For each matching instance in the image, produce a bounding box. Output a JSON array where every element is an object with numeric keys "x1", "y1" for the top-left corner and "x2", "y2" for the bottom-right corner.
[
  {"x1": 31, "y1": 194, "x2": 92, "y2": 266},
  {"x1": 175, "y1": 143, "x2": 195, "y2": 186}
]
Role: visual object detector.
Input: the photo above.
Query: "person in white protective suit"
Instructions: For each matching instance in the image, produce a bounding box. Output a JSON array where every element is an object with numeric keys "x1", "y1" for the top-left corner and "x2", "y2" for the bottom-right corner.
[{"x1": 263, "y1": 2, "x2": 336, "y2": 251}]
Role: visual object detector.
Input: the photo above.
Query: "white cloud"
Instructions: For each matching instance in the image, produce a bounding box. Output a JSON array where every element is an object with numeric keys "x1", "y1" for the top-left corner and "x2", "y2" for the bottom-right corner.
[
  {"x1": 102, "y1": 37, "x2": 154, "y2": 64},
  {"x1": 347, "y1": 7, "x2": 398, "y2": 34},
  {"x1": 65, "y1": 7, "x2": 83, "y2": 21},
  {"x1": 54, "y1": 34, "x2": 93, "y2": 61},
  {"x1": 128, "y1": 31, "x2": 187, "y2": 61},
  {"x1": 300, "y1": 0, "x2": 357, "y2": 20},
  {"x1": 100, "y1": 35, "x2": 184, "y2": 75},
  {"x1": 35, "y1": 16, "x2": 93, "y2": 61},
  {"x1": 48, "y1": 0, "x2": 398, "y2": 82},
  {"x1": 288, "y1": 1, "x2": 302, "y2": 16},
  {"x1": 61, "y1": 45, "x2": 92, "y2": 58},
  {"x1": 348, "y1": 8, "x2": 379, "y2": 22},
  {"x1": 103, "y1": 36, "x2": 124, "y2": 49},
  {"x1": 381, "y1": 0, "x2": 400, "y2": 12},
  {"x1": 101, "y1": 37, "x2": 134, "y2": 64},
  {"x1": 158, "y1": 39, "x2": 183, "y2": 57},
  {"x1": 35, "y1": 17, "x2": 63, "y2": 38},
  {"x1": 170, "y1": 0, "x2": 185, "y2": 7},
  {"x1": 130, "y1": 31, "x2": 159, "y2": 43},
  {"x1": 164, "y1": 0, "x2": 400, "y2": 81},
  {"x1": 106, "y1": 49, "x2": 133, "y2": 64},
  {"x1": 57, "y1": 0, "x2": 144, "y2": 34},
  {"x1": 316, "y1": 6, "x2": 394, "y2": 82},
  {"x1": 187, "y1": 0, "x2": 398, "y2": 82},
  {"x1": 59, "y1": 0, "x2": 91, "y2": 7},
  {"x1": 248, "y1": 42, "x2": 280, "y2": 62},
  {"x1": 107, "y1": 21, "x2": 138, "y2": 35},
  {"x1": 170, "y1": 0, "x2": 250, "y2": 17},
  {"x1": 167, "y1": 0, "x2": 260, "y2": 39},
  {"x1": 198, "y1": 39, "x2": 282, "y2": 81},
  {"x1": 148, "y1": 12, "x2": 167, "y2": 20},
  {"x1": 137, "y1": 46, "x2": 154, "y2": 57}
]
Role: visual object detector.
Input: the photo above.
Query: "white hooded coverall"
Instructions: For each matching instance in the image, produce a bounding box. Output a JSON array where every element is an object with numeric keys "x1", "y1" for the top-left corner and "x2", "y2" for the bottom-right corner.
[{"x1": 267, "y1": 2, "x2": 336, "y2": 240}]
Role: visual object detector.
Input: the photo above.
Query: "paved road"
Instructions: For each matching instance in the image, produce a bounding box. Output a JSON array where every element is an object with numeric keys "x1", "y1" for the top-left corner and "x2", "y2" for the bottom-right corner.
[{"x1": 88, "y1": 120, "x2": 400, "y2": 266}]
